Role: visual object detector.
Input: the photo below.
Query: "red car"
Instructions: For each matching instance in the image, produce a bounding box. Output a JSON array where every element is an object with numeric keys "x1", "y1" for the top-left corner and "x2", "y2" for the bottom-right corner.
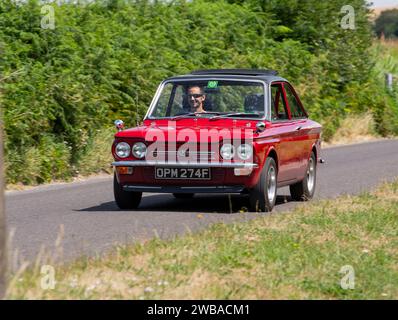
[{"x1": 111, "y1": 69, "x2": 322, "y2": 212}]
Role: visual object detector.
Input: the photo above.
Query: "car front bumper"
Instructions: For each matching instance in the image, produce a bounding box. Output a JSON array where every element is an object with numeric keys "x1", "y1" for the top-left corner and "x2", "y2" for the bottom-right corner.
[
  {"x1": 112, "y1": 161, "x2": 258, "y2": 169},
  {"x1": 122, "y1": 185, "x2": 245, "y2": 193},
  {"x1": 112, "y1": 161, "x2": 261, "y2": 191}
]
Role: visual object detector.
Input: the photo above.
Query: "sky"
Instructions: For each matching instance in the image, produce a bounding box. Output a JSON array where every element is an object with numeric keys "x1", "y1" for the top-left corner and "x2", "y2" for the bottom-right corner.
[{"x1": 369, "y1": 0, "x2": 398, "y2": 7}]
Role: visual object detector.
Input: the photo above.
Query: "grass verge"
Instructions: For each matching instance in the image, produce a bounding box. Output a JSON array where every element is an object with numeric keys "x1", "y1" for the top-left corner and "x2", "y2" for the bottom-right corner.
[
  {"x1": 6, "y1": 181, "x2": 398, "y2": 299},
  {"x1": 325, "y1": 112, "x2": 380, "y2": 146},
  {"x1": 6, "y1": 127, "x2": 114, "y2": 191}
]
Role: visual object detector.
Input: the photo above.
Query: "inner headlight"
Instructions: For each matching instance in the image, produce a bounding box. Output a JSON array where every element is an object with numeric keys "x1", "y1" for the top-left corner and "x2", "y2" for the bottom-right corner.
[
  {"x1": 115, "y1": 142, "x2": 130, "y2": 158},
  {"x1": 132, "y1": 142, "x2": 147, "y2": 159},
  {"x1": 237, "y1": 144, "x2": 253, "y2": 161},
  {"x1": 220, "y1": 144, "x2": 235, "y2": 160}
]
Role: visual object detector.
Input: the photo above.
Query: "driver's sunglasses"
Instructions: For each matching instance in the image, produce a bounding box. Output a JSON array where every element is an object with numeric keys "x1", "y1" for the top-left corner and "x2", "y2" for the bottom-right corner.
[{"x1": 186, "y1": 93, "x2": 204, "y2": 99}]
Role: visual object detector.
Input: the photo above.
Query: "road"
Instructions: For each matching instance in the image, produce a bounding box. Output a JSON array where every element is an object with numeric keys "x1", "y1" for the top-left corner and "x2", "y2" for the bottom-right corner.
[{"x1": 5, "y1": 139, "x2": 398, "y2": 269}]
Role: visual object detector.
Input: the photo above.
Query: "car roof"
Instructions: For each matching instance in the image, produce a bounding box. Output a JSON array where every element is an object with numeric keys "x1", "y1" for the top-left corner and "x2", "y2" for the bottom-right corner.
[{"x1": 164, "y1": 69, "x2": 288, "y2": 84}]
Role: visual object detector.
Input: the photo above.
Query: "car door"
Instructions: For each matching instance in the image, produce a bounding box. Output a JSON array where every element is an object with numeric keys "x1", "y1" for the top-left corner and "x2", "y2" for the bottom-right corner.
[
  {"x1": 269, "y1": 82, "x2": 299, "y2": 183},
  {"x1": 283, "y1": 82, "x2": 310, "y2": 180}
]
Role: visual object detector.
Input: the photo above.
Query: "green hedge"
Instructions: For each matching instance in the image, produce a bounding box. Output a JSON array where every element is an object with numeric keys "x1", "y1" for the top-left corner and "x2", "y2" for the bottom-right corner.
[{"x1": 0, "y1": 0, "x2": 397, "y2": 184}]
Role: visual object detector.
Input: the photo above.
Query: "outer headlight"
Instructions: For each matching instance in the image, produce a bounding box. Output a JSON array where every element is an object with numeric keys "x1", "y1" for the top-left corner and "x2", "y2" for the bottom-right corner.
[
  {"x1": 115, "y1": 142, "x2": 130, "y2": 158},
  {"x1": 220, "y1": 144, "x2": 235, "y2": 160},
  {"x1": 132, "y1": 142, "x2": 147, "y2": 159},
  {"x1": 237, "y1": 144, "x2": 253, "y2": 161}
]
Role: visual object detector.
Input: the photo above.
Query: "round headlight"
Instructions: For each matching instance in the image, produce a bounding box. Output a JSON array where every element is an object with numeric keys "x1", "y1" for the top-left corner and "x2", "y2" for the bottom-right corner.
[
  {"x1": 132, "y1": 142, "x2": 147, "y2": 159},
  {"x1": 115, "y1": 142, "x2": 130, "y2": 158},
  {"x1": 220, "y1": 144, "x2": 235, "y2": 160},
  {"x1": 237, "y1": 144, "x2": 253, "y2": 161}
]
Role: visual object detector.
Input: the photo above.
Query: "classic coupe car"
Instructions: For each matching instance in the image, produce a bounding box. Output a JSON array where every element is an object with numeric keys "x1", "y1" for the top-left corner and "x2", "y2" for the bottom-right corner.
[{"x1": 111, "y1": 69, "x2": 322, "y2": 212}]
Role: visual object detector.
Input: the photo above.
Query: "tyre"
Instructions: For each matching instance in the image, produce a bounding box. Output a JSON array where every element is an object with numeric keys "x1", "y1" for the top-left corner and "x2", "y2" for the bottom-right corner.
[
  {"x1": 289, "y1": 151, "x2": 317, "y2": 201},
  {"x1": 249, "y1": 157, "x2": 278, "y2": 212},
  {"x1": 113, "y1": 174, "x2": 142, "y2": 209},
  {"x1": 172, "y1": 193, "x2": 194, "y2": 199}
]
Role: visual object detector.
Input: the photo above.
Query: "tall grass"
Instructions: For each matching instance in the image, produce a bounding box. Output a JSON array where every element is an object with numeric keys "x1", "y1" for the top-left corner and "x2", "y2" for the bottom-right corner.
[
  {"x1": 76, "y1": 127, "x2": 114, "y2": 176},
  {"x1": 328, "y1": 112, "x2": 378, "y2": 145}
]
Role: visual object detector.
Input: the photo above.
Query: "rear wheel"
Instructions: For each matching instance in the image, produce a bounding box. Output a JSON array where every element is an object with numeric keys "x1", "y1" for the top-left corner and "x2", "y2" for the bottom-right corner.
[
  {"x1": 290, "y1": 151, "x2": 317, "y2": 201},
  {"x1": 113, "y1": 174, "x2": 142, "y2": 209},
  {"x1": 173, "y1": 193, "x2": 194, "y2": 199},
  {"x1": 249, "y1": 157, "x2": 278, "y2": 212}
]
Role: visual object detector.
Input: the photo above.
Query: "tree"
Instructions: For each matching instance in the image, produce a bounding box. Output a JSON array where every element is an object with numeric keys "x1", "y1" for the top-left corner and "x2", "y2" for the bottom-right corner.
[
  {"x1": 0, "y1": 8, "x2": 7, "y2": 294},
  {"x1": 375, "y1": 9, "x2": 398, "y2": 39},
  {"x1": 0, "y1": 99, "x2": 5, "y2": 299}
]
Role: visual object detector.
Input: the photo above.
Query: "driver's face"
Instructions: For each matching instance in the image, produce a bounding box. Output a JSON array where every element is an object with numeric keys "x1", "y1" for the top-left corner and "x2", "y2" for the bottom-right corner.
[{"x1": 187, "y1": 87, "x2": 205, "y2": 112}]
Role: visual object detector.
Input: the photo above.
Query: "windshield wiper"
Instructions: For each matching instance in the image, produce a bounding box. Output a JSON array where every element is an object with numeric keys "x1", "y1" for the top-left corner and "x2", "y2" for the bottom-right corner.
[
  {"x1": 171, "y1": 111, "x2": 222, "y2": 120},
  {"x1": 210, "y1": 113, "x2": 261, "y2": 120},
  {"x1": 170, "y1": 112, "x2": 197, "y2": 120}
]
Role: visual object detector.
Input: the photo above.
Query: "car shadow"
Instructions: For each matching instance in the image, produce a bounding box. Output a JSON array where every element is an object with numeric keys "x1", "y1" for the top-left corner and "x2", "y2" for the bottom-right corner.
[{"x1": 77, "y1": 193, "x2": 293, "y2": 214}]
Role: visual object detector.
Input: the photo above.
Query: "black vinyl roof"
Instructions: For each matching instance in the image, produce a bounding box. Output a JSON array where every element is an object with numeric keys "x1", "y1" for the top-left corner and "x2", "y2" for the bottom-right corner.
[
  {"x1": 190, "y1": 69, "x2": 278, "y2": 76},
  {"x1": 164, "y1": 69, "x2": 286, "y2": 83}
]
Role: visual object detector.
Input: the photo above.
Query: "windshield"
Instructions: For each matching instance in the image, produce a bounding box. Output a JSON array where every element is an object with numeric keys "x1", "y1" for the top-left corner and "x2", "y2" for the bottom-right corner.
[{"x1": 148, "y1": 80, "x2": 266, "y2": 119}]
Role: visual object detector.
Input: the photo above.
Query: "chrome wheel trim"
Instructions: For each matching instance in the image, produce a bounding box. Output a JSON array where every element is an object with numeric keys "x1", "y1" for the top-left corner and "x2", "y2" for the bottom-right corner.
[
  {"x1": 267, "y1": 165, "x2": 277, "y2": 203},
  {"x1": 307, "y1": 157, "x2": 315, "y2": 193}
]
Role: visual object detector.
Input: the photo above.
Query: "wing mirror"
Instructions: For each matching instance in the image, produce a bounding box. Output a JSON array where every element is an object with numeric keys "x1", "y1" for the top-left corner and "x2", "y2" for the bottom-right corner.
[
  {"x1": 256, "y1": 121, "x2": 266, "y2": 133},
  {"x1": 114, "y1": 119, "x2": 124, "y2": 132}
]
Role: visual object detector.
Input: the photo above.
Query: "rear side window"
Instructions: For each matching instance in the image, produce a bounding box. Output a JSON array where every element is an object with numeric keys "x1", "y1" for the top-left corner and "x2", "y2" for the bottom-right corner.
[
  {"x1": 271, "y1": 83, "x2": 288, "y2": 121},
  {"x1": 284, "y1": 85, "x2": 306, "y2": 119}
]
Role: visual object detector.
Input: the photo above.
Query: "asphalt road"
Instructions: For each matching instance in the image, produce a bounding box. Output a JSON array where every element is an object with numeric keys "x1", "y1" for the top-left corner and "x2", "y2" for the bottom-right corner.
[{"x1": 5, "y1": 139, "x2": 398, "y2": 268}]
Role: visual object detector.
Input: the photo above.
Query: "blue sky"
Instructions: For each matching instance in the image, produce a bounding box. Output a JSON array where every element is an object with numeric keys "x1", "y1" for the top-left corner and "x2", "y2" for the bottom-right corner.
[{"x1": 369, "y1": 0, "x2": 398, "y2": 7}]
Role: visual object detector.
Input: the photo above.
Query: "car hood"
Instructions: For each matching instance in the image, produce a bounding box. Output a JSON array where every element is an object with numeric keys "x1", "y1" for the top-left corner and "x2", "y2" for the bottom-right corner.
[{"x1": 115, "y1": 118, "x2": 266, "y2": 142}]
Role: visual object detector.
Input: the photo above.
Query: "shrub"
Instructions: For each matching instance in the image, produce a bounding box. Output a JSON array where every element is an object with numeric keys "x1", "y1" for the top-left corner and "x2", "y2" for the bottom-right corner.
[{"x1": 0, "y1": 0, "x2": 395, "y2": 184}]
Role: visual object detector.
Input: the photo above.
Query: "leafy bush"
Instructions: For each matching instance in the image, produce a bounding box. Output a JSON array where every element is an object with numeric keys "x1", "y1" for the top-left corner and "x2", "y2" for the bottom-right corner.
[{"x1": 0, "y1": 0, "x2": 397, "y2": 184}]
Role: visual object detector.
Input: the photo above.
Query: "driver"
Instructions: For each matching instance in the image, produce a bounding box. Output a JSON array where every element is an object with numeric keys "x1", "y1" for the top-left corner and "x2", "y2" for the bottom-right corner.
[{"x1": 187, "y1": 86, "x2": 206, "y2": 113}]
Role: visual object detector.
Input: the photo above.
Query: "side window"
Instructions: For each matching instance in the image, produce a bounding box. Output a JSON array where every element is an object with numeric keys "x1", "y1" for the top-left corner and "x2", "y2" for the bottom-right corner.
[
  {"x1": 169, "y1": 86, "x2": 185, "y2": 115},
  {"x1": 153, "y1": 83, "x2": 172, "y2": 117},
  {"x1": 271, "y1": 83, "x2": 288, "y2": 121},
  {"x1": 284, "y1": 85, "x2": 306, "y2": 119}
]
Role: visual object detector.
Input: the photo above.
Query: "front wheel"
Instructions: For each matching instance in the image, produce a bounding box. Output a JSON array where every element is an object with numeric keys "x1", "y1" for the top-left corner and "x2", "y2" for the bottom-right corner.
[
  {"x1": 289, "y1": 151, "x2": 317, "y2": 201},
  {"x1": 249, "y1": 157, "x2": 278, "y2": 212},
  {"x1": 113, "y1": 174, "x2": 142, "y2": 210}
]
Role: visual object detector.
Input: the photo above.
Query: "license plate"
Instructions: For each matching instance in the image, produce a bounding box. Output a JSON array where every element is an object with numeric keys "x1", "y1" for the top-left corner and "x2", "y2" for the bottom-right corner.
[{"x1": 155, "y1": 168, "x2": 211, "y2": 180}]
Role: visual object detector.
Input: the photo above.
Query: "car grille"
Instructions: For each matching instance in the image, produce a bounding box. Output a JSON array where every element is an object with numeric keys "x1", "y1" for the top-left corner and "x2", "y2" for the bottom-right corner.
[
  {"x1": 148, "y1": 142, "x2": 219, "y2": 163},
  {"x1": 143, "y1": 142, "x2": 223, "y2": 182}
]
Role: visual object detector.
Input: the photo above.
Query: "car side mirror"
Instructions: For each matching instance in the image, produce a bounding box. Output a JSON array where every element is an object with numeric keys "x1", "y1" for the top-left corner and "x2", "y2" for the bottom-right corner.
[
  {"x1": 114, "y1": 119, "x2": 124, "y2": 132},
  {"x1": 256, "y1": 122, "x2": 266, "y2": 133}
]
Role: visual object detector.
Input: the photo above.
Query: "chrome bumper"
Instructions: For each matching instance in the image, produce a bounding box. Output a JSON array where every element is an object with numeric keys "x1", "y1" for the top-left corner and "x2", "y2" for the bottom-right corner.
[
  {"x1": 123, "y1": 185, "x2": 246, "y2": 193},
  {"x1": 112, "y1": 161, "x2": 258, "y2": 169}
]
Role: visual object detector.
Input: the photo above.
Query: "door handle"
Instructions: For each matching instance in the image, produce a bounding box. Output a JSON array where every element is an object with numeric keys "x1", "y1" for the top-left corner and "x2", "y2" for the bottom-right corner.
[{"x1": 296, "y1": 126, "x2": 302, "y2": 131}]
